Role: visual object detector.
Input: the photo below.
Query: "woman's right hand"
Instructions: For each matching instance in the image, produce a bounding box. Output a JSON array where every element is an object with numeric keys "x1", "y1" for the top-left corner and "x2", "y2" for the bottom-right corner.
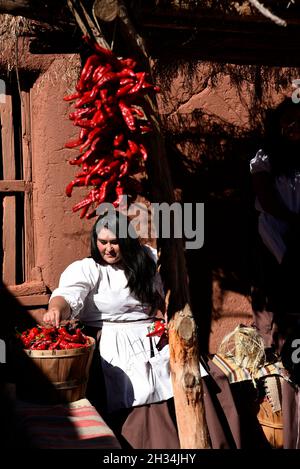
[
  {"x1": 43, "y1": 308, "x2": 61, "y2": 327},
  {"x1": 44, "y1": 296, "x2": 71, "y2": 327}
]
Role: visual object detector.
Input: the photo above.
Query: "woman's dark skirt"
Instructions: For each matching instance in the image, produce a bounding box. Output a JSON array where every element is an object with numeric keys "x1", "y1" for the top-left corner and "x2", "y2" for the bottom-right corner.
[{"x1": 84, "y1": 326, "x2": 246, "y2": 449}]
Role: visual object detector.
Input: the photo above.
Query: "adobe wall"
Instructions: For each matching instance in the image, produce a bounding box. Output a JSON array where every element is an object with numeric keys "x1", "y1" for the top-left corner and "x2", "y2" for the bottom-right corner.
[{"x1": 31, "y1": 55, "x2": 93, "y2": 292}]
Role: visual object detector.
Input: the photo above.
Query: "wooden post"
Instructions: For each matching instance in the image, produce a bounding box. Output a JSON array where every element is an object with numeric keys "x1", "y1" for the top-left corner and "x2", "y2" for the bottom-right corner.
[
  {"x1": 21, "y1": 90, "x2": 35, "y2": 281},
  {"x1": 143, "y1": 108, "x2": 211, "y2": 448},
  {"x1": 1, "y1": 92, "x2": 16, "y2": 285}
]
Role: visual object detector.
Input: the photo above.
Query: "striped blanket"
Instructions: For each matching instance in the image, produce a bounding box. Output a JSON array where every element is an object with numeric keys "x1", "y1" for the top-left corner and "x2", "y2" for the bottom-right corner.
[
  {"x1": 212, "y1": 354, "x2": 289, "y2": 384},
  {"x1": 15, "y1": 398, "x2": 121, "y2": 449}
]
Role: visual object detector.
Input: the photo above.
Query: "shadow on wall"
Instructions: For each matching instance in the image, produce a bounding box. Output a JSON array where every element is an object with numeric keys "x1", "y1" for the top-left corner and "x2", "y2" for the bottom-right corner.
[
  {"x1": 163, "y1": 115, "x2": 262, "y2": 353},
  {"x1": 152, "y1": 58, "x2": 300, "y2": 352}
]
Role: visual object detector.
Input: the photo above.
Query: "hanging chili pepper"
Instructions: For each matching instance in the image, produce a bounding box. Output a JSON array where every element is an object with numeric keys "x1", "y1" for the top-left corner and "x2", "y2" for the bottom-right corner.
[
  {"x1": 69, "y1": 107, "x2": 96, "y2": 121},
  {"x1": 66, "y1": 177, "x2": 85, "y2": 197},
  {"x1": 83, "y1": 35, "x2": 121, "y2": 68},
  {"x1": 139, "y1": 143, "x2": 148, "y2": 161},
  {"x1": 80, "y1": 54, "x2": 100, "y2": 83},
  {"x1": 118, "y1": 100, "x2": 136, "y2": 131},
  {"x1": 113, "y1": 133, "x2": 125, "y2": 147},
  {"x1": 119, "y1": 58, "x2": 137, "y2": 70},
  {"x1": 63, "y1": 91, "x2": 82, "y2": 102},
  {"x1": 65, "y1": 137, "x2": 85, "y2": 149},
  {"x1": 92, "y1": 64, "x2": 112, "y2": 83}
]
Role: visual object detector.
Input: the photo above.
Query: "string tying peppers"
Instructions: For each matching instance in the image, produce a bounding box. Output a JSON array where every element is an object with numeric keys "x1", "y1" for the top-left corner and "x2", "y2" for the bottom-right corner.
[{"x1": 63, "y1": 36, "x2": 159, "y2": 219}]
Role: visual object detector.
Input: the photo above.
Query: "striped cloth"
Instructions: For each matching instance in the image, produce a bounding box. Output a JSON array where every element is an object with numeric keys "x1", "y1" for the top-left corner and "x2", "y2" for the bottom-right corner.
[
  {"x1": 15, "y1": 398, "x2": 121, "y2": 449},
  {"x1": 212, "y1": 354, "x2": 290, "y2": 384}
]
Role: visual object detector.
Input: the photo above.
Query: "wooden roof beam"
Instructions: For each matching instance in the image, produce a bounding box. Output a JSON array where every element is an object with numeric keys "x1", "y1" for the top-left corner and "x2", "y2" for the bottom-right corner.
[{"x1": 0, "y1": 0, "x2": 75, "y2": 27}]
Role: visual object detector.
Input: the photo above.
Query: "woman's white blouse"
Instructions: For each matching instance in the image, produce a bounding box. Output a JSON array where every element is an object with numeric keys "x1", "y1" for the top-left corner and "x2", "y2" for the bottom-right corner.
[
  {"x1": 250, "y1": 149, "x2": 300, "y2": 263},
  {"x1": 50, "y1": 246, "x2": 161, "y2": 326},
  {"x1": 50, "y1": 246, "x2": 175, "y2": 411}
]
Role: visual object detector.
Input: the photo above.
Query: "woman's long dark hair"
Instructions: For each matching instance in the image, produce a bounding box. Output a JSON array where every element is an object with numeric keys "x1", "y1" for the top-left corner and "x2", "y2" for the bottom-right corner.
[
  {"x1": 91, "y1": 209, "x2": 158, "y2": 307},
  {"x1": 264, "y1": 98, "x2": 300, "y2": 176}
]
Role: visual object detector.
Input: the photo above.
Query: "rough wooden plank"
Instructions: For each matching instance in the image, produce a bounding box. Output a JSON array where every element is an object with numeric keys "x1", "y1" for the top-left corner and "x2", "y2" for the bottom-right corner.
[
  {"x1": 1, "y1": 93, "x2": 16, "y2": 285},
  {"x1": 0, "y1": 180, "x2": 26, "y2": 192},
  {"x1": 21, "y1": 90, "x2": 35, "y2": 281},
  {"x1": 2, "y1": 197, "x2": 16, "y2": 285}
]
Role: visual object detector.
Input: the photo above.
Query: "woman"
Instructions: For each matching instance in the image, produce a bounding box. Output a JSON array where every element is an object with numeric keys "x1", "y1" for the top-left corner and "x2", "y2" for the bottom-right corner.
[
  {"x1": 44, "y1": 209, "x2": 179, "y2": 449},
  {"x1": 45, "y1": 209, "x2": 246, "y2": 449},
  {"x1": 250, "y1": 97, "x2": 300, "y2": 354}
]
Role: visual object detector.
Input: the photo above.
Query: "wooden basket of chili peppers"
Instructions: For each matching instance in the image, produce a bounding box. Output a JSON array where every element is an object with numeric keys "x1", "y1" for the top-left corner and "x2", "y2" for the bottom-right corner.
[{"x1": 14, "y1": 321, "x2": 95, "y2": 404}]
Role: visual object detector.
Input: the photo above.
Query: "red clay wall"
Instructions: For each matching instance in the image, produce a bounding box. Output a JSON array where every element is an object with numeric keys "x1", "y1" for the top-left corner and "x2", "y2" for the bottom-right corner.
[{"x1": 31, "y1": 55, "x2": 93, "y2": 292}]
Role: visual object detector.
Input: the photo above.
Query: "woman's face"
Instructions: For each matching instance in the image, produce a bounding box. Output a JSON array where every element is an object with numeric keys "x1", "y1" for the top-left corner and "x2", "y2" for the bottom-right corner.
[{"x1": 97, "y1": 227, "x2": 122, "y2": 265}]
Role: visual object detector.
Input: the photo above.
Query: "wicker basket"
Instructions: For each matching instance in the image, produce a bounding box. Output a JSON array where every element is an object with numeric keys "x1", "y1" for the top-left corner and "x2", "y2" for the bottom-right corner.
[
  {"x1": 257, "y1": 398, "x2": 283, "y2": 449},
  {"x1": 15, "y1": 337, "x2": 95, "y2": 404}
]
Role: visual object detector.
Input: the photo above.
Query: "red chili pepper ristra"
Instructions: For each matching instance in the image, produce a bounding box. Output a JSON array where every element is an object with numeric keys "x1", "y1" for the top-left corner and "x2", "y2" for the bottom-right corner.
[{"x1": 63, "y1": 37, "x2": 159, "y2": 218}]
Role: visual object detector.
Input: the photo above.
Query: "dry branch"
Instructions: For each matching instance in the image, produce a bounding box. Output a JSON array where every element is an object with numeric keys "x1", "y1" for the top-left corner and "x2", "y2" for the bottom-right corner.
[{"x1": 248, "y1": 0, "x2": 287, "y2": 26}]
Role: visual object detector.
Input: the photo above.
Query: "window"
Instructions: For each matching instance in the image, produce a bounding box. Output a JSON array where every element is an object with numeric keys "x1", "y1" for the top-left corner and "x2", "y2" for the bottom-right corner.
[{"x1": 0, "y1": 73, "x2": 34, "y2": 287}]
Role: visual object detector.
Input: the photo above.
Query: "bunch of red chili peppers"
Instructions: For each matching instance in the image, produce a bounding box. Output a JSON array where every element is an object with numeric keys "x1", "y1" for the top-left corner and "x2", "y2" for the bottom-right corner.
[
  {"x1": 18, "y1": 323, "x2": 90, "y2": 350},
  {"x1": 64, "y1": 36, "x2": 159, "y2": 219}
]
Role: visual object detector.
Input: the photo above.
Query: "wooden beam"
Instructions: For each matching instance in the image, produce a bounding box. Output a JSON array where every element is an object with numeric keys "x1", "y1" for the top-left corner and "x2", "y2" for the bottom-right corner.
[
  {"x1": 21, "y1": 90, "x2": 35, "y2": 281},
  {"x1": 0, "y1": 0, "x2": 74, "y2": 27},
  {"x1": 1, "y1": 93, "x2": 16, "y2": 285},
  {"x1": 0, "y1": 180, "x2": 28, "y2": 192},
  {"x1": 134, "y1": 5, "x2": 300, "y2": 28}
]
